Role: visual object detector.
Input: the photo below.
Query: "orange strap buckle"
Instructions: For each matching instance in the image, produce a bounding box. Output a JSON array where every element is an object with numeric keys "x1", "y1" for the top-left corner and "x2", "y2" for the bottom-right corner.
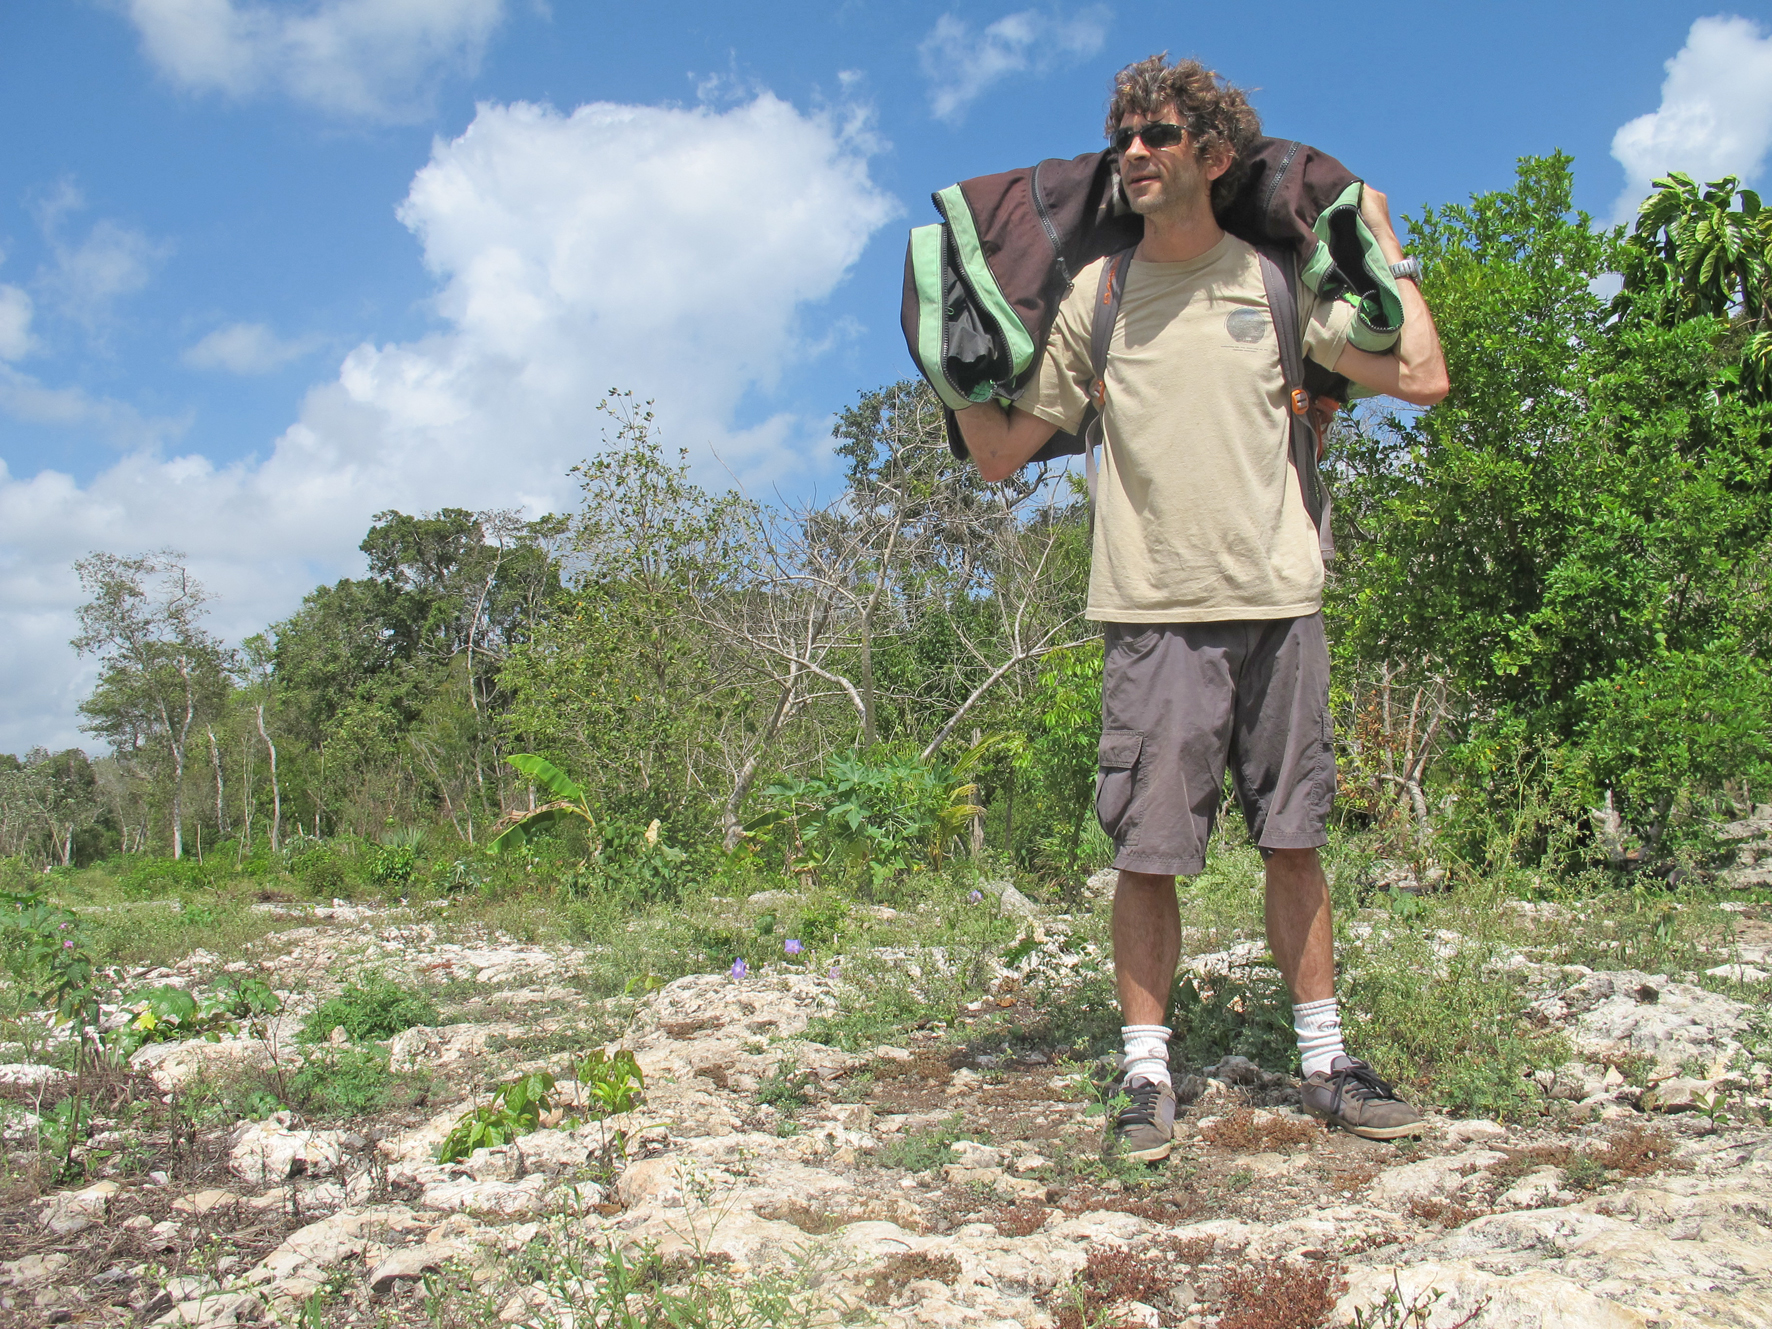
[
  {"x1": 1090, "y1": 378, "x2": 1107, "y2": 409},
  {"x1": 1290, "y1": 387, "x2": 1310, "y2": 416}
]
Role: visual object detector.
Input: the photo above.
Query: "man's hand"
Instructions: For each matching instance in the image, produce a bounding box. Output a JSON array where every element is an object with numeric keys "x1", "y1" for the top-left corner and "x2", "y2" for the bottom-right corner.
[
  {"x1": 1330, "y1": 184, "x2": 1450, "y2": 408},
  {"x1": 1358, "y1": 186, "x2": 1407, "y2": 265},
  {"x1": 955, "y1": 400, "x2": 1061, "y2": 483}
]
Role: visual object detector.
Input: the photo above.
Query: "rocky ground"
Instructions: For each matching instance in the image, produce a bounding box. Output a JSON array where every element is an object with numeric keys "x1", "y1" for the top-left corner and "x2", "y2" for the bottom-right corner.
[{"x1": 1, "y1": 884, "x2": 1769, "y2": 1328}]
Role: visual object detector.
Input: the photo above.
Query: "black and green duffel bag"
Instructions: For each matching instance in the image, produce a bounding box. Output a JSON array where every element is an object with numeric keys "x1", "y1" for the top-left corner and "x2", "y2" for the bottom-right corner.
[{"x1": 899, "y1": 138, "x2": 1405, "y2": 434}]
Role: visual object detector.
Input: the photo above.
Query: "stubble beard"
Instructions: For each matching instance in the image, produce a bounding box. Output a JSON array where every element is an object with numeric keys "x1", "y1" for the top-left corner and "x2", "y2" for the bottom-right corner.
[{"x1": 1125, "y1": 160, "x2": 1209, "y2": 221}]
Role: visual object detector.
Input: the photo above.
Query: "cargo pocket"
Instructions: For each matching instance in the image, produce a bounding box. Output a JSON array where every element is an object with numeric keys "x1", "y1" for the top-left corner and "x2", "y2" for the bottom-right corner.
[{"x1": 1095, "y1": 730, "x2": 1144, "y2": 842}]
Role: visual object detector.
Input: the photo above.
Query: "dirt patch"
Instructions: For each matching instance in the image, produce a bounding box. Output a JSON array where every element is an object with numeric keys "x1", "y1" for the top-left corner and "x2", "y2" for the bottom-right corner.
[
  {"x1": 753, "y1": 1199, "x2": 854, "y2": 1235},
  {"x1": 871, "y1": 1048, "x2": 956, "y2": 1081},
  {"x1": 1407, "y1": 1195, "x2": 1490, "y2": 1228}
]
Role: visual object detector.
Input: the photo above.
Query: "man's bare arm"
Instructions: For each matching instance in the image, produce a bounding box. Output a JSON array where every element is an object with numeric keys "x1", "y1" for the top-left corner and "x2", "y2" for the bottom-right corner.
[
  {"x1": 954, "y1": 401, "x2": 1062, "y2": 483},
  {"x1": 1331, "y1": 186, "x2": 1450, "y2": 407}
]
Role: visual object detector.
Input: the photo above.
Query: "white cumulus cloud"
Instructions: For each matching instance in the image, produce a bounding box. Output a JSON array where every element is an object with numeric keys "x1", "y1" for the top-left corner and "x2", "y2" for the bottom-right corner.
[
  {"x1": 184, "y1": 322, "x2": 322, "y2": 374},
  {"x1": 123, "y1": 0, "x2": 506, "y2": 122},
  {"x1": 0, "y1": 91, "x2": 897, "y2": 754},
  {"x1": 919, "y1": 5, "x2": 1110, "y2": 124},
  {"x1": 1611, "y1": 14, "x2": 1772, "y2": 223},
  {"x1": 0, "y1": 287, "x2": 34, "y2": 361}
]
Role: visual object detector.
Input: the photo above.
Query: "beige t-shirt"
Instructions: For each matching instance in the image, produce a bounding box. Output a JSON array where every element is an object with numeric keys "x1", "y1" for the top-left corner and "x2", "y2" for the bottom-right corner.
[{"x1": 1026, "y1": 233, "x2": 1355, "y2": 622}]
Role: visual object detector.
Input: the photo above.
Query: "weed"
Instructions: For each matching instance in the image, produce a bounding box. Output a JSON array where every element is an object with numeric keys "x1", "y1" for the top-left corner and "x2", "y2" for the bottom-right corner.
[
  {"x1": 1693, "y1": 1091, "x2": 1733, "y2": 1131},
  {"x1": 438, "y1": 1070, "x2": 556, "y2": 1162},
  {"x1": 288, "y1": 1046, "x2": 397, "y2": 1118},
  {"x1": 754, "y1": 1064, "x2": 813, "y2": 1115},
  {"x1": 863, "y1": 1251, "x2": 962, "y2": 1305},
  {"x1": 1603, "y1": 1051, "x2": 1658, "y2": 1085},
  {"x1": 575, "y1": 1047, "x2": 645, "y2": 1116},
  {"x1": 300, "y1": 972, "x2": 439, "y2": 1043},
  {"x1": 1048, "y1": 1247, "x2": 1171, "y2": 1329},
  {"x1": 1405, "y1": 1195, "x2": 1488, "y2": 1227},
  {"x1": 1338, "y1": 909, "x2": 1563, "y2": 1120},
  {"x1": 985, "y1": 1199, "x2": 1049, "y2": 1237},
  {"x1": 1592, "y1": 1125, "x2": 1681, "y2": 1178},
  {"x1": 1348, "y1": 1270, "x2": 1488, "y2": 1329},
  {"x1": 1169, "y1": 963, "x2": 1298, "y2": 1073},
  {"x1": 1216, "y1": 1259, "x2": 1345, "y2": 1329},
  {"x1": 872, "y1": 1112, "x2": 984, "y2": 1172}
]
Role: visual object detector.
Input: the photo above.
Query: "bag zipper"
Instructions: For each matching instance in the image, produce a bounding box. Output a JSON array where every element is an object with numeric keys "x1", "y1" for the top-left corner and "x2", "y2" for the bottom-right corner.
[
  {"x1": 1259, "y1": 140, "x2": 1302, "y2": 225},
  {"x1": 1030, "y1": 160, "x2": 1073, "y2": 292}
]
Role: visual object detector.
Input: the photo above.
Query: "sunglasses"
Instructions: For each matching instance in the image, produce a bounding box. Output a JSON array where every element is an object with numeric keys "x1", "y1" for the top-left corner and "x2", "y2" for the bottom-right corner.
[{"x1": 1111, "y1": 121, "x2": 1188, "y2": 154}]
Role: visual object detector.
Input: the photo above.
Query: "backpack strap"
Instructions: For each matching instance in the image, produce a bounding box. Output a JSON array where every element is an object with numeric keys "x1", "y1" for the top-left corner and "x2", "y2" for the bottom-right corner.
[
  {"x1": 1255, "y1": 244, "x2": 1335, "y2": 563},
  {"x1": 1082, "y1": 248, "x2": 1134, "y2": 504}
]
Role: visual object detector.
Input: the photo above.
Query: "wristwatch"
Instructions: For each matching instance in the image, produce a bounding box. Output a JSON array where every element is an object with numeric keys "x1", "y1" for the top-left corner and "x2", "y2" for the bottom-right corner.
[{"x1": 1388, "y1": 256, "x2": 1422, "y2": 282}]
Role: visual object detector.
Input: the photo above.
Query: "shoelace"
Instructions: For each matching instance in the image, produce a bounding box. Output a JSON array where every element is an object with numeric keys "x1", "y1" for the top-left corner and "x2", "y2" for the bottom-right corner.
[
  {"x1": 1326, "y1": 1060, "x2": 1400, "y2": 1109},
  {"x1": 1117, "y1": 1078, "x2": 1167, "y2": 1126}
]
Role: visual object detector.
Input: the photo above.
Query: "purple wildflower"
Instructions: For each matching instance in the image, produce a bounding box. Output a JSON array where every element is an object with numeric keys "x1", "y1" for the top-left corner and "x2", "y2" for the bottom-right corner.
[
  {"x1": 784, "y1": 939, "x2": 804, "y2": 956},
  {"x1": 968, "y1": 890, "x2": 983, "y2": 904},
  {"x1": 63, "y1": 940, "x2": 74, "y2": 949},
  {"x1": 730, "y1": 958, "x2": 748, "y2": 980},
  {"x1": 828, "y1": 965, "x2": 840, "y2": 981}
]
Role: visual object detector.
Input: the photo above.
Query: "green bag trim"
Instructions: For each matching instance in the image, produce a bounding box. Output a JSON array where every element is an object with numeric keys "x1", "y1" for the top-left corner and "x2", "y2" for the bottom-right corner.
[
  {"x1": 1300, "y1": 240, "x2": 1336, "y2": 292},
  {"x1": 909, "y1": 224, "x2": 977, "y2": 412},
  {"x1": 1312, "y1": 181, "x2": 1404, "y2": 352},
  {"x1": 934, "y1": 184, "x2": 1038, "y2": 380}
]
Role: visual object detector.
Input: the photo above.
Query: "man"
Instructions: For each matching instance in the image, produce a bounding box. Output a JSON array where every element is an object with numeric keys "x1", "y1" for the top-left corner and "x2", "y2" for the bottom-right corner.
[{"x1": 956, "y1": 55, "x2": 1449, "y2": 1160}]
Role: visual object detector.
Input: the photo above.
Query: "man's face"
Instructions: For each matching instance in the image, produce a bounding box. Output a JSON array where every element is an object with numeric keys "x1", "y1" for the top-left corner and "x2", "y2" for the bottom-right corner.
[{"x1": 1116, "y1": 103, "x2": 1220, "y2": 219}]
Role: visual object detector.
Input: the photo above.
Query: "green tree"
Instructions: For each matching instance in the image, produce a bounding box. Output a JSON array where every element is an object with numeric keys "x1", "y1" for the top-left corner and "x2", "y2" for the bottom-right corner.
[
  {"x1": 1331, "y1": 154, "x2": 1772, "y2": 852},
  {"x1": 501, "y1": 394, "x2": 752, "y2": 833},
  {"x1": 72, "y1": 551, "x2": 232, "y2": 859}
]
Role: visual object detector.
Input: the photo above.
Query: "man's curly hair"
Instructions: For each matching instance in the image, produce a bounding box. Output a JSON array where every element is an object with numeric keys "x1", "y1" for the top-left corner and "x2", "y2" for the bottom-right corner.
[{"x1": 1104, "y1": 54, "x2": 1262, "y2": 214}]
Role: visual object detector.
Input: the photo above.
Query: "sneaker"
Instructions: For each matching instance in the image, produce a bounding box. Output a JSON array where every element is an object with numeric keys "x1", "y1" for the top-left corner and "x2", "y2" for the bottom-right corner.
[
  {"x1": 1301, "y1": 1056, "x2": 1424, "y2": 1140},
  {"x1": 1111, "y1": 1076, "x2": 1177, "y2": 1162}
]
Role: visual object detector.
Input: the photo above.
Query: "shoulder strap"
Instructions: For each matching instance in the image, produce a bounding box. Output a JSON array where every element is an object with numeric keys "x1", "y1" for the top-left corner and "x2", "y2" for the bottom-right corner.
[
  {"x1": 1255, "y1": 244, "x2": 1334, "y2": 563},
  {"x1": 1082, "y1": 249, "x2": 1134, "y2": 504}
]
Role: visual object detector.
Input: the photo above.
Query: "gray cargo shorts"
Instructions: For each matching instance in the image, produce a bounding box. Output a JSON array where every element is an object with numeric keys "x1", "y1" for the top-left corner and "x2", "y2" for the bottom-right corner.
[{"x1": 1095, "y1": 615, "x2": 1336, "y2": 877}]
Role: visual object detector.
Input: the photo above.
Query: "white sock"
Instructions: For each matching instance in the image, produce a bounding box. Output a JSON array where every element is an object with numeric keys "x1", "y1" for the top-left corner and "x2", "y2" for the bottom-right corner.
[
  {"x1": 1120, "y1": 1024, "x2": 1172, "y2": 1086},
  {"x1": 1292, "y1": 998, "x2": 1345, "y2": 1077}
]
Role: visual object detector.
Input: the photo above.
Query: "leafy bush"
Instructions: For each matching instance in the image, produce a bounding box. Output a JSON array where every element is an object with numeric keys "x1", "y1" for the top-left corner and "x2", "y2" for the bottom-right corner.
[
  {"x1": 301, "y1": 973, "x2": 438, "y2": 1043},
  {"x1": 588, "y1": 820, "x2": 690, "y2": 901},
  {"x1": 287, "y1": 843, "x2": 350, "y2": 896},
  {"x1": 290, "y1": 1047, "x2": 397, "y2": 1117},
  {"x1": 117, "y1": 856, "x2": 215, "y2": 898},
  {"x1": 748, "y1": 749, "x2": 985, "y2": 888},
  {"x1": 368, "y1": 842, "x2": 418, "y2": 886}
]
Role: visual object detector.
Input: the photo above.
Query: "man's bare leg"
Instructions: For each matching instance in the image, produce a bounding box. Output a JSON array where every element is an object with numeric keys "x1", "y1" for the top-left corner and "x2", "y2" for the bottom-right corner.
[
  {"x1": 1110, "y1": 869, "x2": 1183, "y2": 1159},
  {"x1": 1262, "y1": 847, "x2": 1333, "y2": 1004},
  {"x1": 1268, "y1": 847, "x2": 1422, "y2": 1135},
  {"x1": 1113, "y1": 870, "x2": 1181, "y2": 1023}
]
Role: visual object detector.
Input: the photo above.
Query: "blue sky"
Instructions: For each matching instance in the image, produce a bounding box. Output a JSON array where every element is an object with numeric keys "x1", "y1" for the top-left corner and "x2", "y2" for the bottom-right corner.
[{"x1": 3, "y1": 1, "x2": 1772, "y2": 753}]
